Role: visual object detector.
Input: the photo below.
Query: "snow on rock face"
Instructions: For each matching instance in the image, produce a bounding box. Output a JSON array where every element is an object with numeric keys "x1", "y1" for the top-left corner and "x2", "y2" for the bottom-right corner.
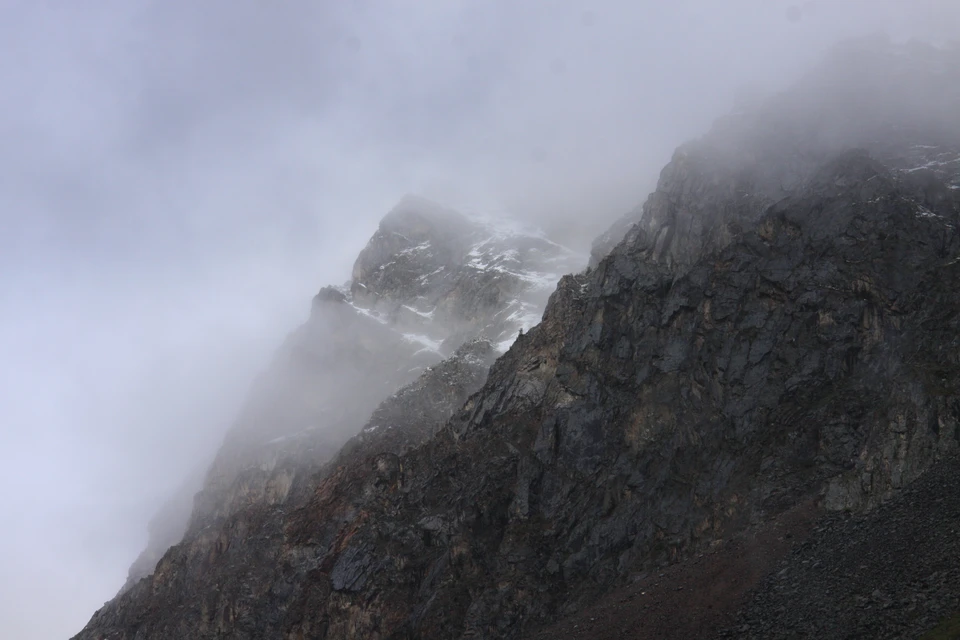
[
  {"x1": 346, "y1": 195, "x2": 584, "y2": 354},
  {"x1": 174, "y1": 200, "x2": 580, "y2": 537},
  {"x1": 190, "y1": 197, "x2": 580, "y2": 493},
  {"x1": 896, "y1": 145, "x2": 960, "y2": 192},
  {"x1": 195, "y1": 198, "x2": 580, "y2": 527}
]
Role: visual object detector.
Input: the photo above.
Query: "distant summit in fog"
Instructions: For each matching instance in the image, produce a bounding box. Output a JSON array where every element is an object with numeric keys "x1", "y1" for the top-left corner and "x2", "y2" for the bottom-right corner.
[{"x1": 118, "y1": 194, "x2": 583, "y2": 592}]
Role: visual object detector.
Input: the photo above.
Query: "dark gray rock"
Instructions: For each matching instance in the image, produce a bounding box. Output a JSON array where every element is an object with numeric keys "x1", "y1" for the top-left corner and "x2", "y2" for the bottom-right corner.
[{"x1": 718, "y1": 455, "x2": 960, "y2": 640}]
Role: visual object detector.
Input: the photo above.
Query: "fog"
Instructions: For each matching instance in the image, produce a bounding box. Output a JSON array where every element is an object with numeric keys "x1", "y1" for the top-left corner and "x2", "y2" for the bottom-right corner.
[{"x1": 0, "y1": 1, "x2": 955, "y2": 637}]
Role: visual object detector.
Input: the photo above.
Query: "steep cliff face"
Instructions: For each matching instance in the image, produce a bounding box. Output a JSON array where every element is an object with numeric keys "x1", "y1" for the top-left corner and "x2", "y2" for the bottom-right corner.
[
  {"x1": 121, "y1": 197, "x2": 581, "y2": 588},
  {"x1": 77, "y1": 38, "x2": 960, "y2": 640}
]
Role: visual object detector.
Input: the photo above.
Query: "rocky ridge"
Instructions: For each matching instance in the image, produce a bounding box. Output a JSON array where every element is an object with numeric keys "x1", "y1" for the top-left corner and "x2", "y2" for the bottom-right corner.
[
  {"x1": 120, "y1": 197, "x2": 581, "y2": 588},
  {"x1": 78, "y1": 37, "x2": 960, "y2": 640},
  {"x1": 590, "y1": 36, "x2": 960, "y2": 269}
]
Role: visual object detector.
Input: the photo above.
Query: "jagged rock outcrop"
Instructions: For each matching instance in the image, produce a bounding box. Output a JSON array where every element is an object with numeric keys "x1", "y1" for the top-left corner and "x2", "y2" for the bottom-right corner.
[
  {"x1": 75, "y1": 37, "x2": 960, "y2": 640},
  {"x1": 349, "y1": 195, "x2": 580, "y2": 352}
]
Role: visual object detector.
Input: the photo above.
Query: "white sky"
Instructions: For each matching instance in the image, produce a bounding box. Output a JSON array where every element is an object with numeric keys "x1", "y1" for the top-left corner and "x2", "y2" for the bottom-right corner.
[{"x1": 0, "y1": 1, "x2": 956, "y2": 638}]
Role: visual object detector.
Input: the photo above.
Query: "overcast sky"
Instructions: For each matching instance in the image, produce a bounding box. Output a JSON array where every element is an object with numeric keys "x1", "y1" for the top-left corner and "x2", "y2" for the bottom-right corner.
[{"x1": 0, "y1": 1, "x2": 956, "y2": 638}]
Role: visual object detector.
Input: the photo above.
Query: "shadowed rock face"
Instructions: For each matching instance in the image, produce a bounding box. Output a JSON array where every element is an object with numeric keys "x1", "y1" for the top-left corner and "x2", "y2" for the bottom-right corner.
[{"x1": 77, "y1": 38, "x2": 960, "y2": 640}]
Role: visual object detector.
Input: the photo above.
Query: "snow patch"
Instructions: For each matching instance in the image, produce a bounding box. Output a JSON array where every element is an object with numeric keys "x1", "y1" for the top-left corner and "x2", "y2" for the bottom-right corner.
[
  {"x1": 461, "y1": 353, "x2": 487, "y2": 367},
  {"x1": 514, "y1": 269, "x2": 563, "y2": 291},
  {"x1": 349, "y1": 302, "x2": 388, "y2": 325},
  {"x1": 912, "y1": 203, "x2": 953, "y2": 228},
  {"x1": 401, "y1": 332, "x2": 445, "y2": 354},
  {"x1": 418, "y1": 266, "x2": 446, "y2": 282},
  {"x1": 402, "y1": 304, "x2": 436, "y2": 320},
  {"x1": 399, "y1": 241, "x2": 432, "y2": 256},
  {"x1": 907, "y1": 158, "x2": 960, "y2": 173},
  {"x1": 505, "y1": 305, "x2": 542, "y2": 329},
  {"x1": 496, "y1": 335, "x2": 519, "y2": 353}
]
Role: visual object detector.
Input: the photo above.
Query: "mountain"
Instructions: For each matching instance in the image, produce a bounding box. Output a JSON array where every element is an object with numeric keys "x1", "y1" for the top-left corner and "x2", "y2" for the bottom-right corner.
[
  {"x1": 118, "y1": 197, "x2": 582, "y2": 591},
  {"x1": 76, "y1": 36, "x2": 960, "y2": 639},
  {"x1": 590, "y1": 35, "x2": 960, "y2": 269}
]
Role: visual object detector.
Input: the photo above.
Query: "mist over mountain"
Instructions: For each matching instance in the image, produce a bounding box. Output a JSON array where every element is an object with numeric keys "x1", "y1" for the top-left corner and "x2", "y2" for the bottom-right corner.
[
  {"x1": 68, "y1": 35, "x2": 960, "y2": 640},
  {"x1": 3, "y1": 3, "x2": 960, "y2": 640},
  {"x1": 115, "y1": 195, "x2": 583, "y2": 596}
]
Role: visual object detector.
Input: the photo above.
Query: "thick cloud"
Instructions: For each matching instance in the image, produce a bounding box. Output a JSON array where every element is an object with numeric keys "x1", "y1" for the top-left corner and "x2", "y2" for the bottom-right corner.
[{"x1": 0, "y1": 1, "x2": 955, "y2": 637}]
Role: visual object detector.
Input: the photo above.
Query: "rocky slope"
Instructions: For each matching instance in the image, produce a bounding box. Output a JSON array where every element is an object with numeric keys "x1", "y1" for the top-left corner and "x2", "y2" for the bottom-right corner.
[
  {"x1": 718, "y1": 454, "x2": 960, "y2": 639},
  {"x1": 77, "y1": 37, "x2": 960, "y2": 640},
  {"x1": 120, "y1": 197, "x2": 581, "y2": 588}
]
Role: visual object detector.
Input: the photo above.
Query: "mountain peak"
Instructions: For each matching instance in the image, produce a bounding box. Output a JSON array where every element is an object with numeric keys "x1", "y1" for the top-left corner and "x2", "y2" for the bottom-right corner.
[
  {"x1": 349, "y1": 196, "x2": 583, "y2": 355},
  {"x1": 377, "y1": 194, "x2": 473, "y2": 239}
]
